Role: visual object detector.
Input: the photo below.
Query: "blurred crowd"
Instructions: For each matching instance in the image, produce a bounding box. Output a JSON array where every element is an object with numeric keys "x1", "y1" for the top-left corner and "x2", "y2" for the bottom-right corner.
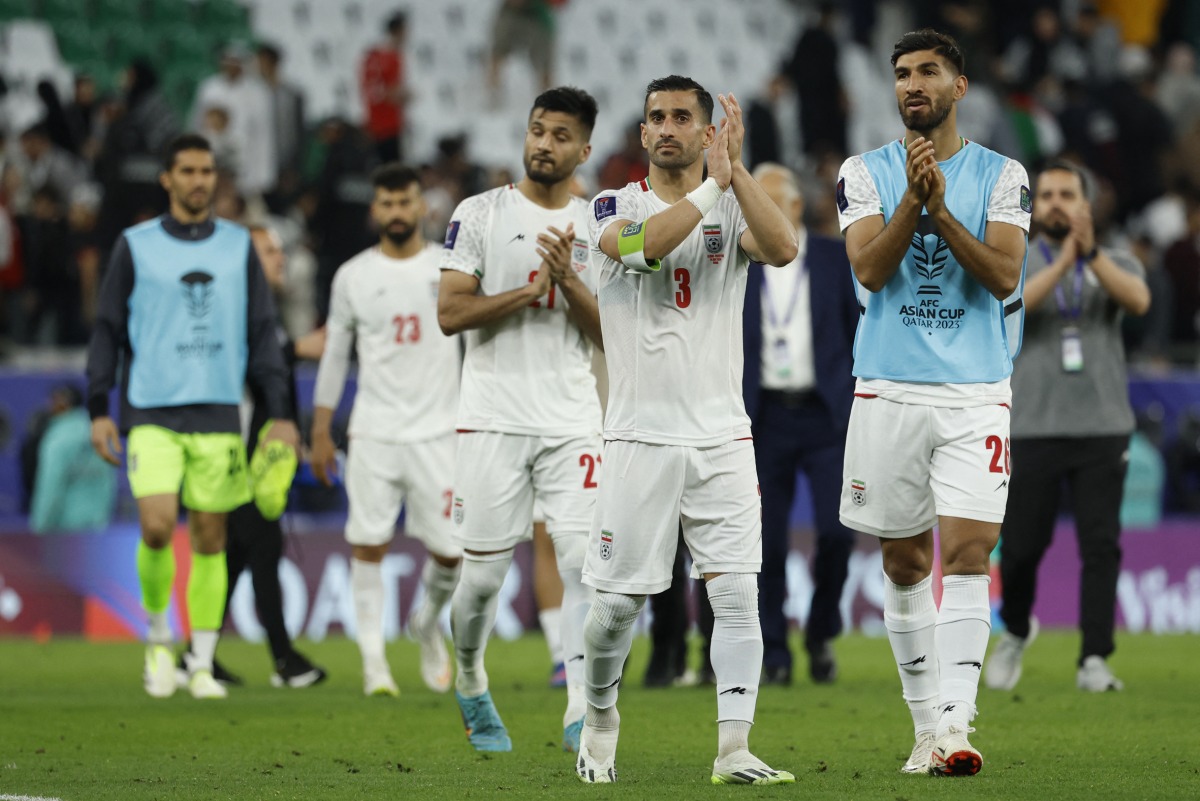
[{"x1": 1, "y1": 0, "x2": 1200, "y2": 369}]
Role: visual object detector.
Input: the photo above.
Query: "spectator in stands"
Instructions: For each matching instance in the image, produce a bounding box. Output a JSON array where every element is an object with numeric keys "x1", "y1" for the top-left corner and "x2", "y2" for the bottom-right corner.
[
  {"x1": 779, "y1": 2, "x2": 846, "y2": 157},
  {"x1": 36, "y1": 80, "x2": 78, "y2": 156},
  {"x1": 8, "y1": 122, "x2": 85, "y2": 216},
  {"x1": 64, "y1": 74, "x2": 100, "y2": 161},
  {"x1": 0, "y1": 189, "x2": 21, "y2": 346},
  {"x1": 1162, "y1": 189, "x2": 1200, "y2": 362},
  {"x1": 29, "y1": 385, "x2": 115, "y2": 534},
  {"x1": 487, "y1": 0, "x2": 558, "y2": 100},
  {"x1": 20, "y1": 186, "x2": 75, "y2": 345},
  {"x1": 192, "y1": 44, "x2": 277, "y2": 201},
  {"x1": 999, "y1": 6, "x2": 1087, "y2": 91},
  {"x1": 199, "y1": 104, "x2": 240, "y2": 177},
  {"x1": 256, "y1": 43, "x2": 305, "y2": 212},
  {"x1": 986, "y1": 160, "x2": 1149, "y2": 695},
  {"x1": 94, "y1": 60, "x2": 178, "y2": 250},
  {"x1": 359, "y1": 11, "x2": 409, "y2": 164},
  {"x1": 1156, "y1": 43, "x2": 1200, "y2": 140},
  {"x1": 1105, "y1": 46, "x2": 1174, "y2": 219},
  {"x1": 1070, "y1": 2, "x2": 1123, "y2": 88},
  {"x1": 67, "y1": 184, "x2": 104, "y2": 336},
  {"x1": 596, "y1": 120, "x2": 649, "y2": 191}
]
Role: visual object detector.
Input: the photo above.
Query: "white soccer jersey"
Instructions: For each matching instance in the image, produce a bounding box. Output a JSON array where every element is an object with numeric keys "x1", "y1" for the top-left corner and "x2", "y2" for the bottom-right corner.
[
  {"x1": 590, "y1": 180, "x2": 752, "y2": 447},
  {"x1": 314, "y1": 243, "x2": 460, "y2": 443},
  {"x1": 440, "y1": 184, "x2": 601, "y2": 436}
]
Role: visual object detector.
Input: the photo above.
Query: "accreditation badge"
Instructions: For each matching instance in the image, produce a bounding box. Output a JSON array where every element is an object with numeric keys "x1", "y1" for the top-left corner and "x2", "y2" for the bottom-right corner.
[
  {"x1": 1061, "y1": 326, "x2": 1084, "y2": 372},
  {"x1": 771, "y1": 337, "x2": 792, "y2": 379}
]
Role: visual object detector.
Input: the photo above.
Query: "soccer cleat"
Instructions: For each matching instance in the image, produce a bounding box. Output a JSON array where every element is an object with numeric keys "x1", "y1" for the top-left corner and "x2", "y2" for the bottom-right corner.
[
  {"x1": 900, "y1": 731, "x2": 937, "y2": 774},
  {"x1": 188, "y1": 669, "x2": 229, "y2": 700},
  {"x1": 175, "y1": 652, "x2": 244, "y2": 687},
  {"x1": 930, "y1": 726, "x2": 982, "y2": 776},
  {"x1": 575, "y1": 724, "x2": 618, "y2": 783},
  {"x1": 985, "y1": 616, "x2": 1038, "y2": 691},
  {"x1": 364, "y1": 669, "x2": 400, "y2": 697},
  {"x1": 549, "y1": 661, "x2": 567, "y2": 688},
  {"x1": 410, "y1": 615, "x2": 452, "y2": 693},
  {"x1": 271, "y1": 651, "x2": 328, "y2": 689},
  {"x1": 456, "y1": 690, "x2": 512, "y2": 752},
  {"x1": 563, "y1": 716, "x2": 583, "y2": 753},
  {"x1": 144, "y1": 645, "x2": 177, "y2": 698},
  {"x1": 1077, "y1": 655, "x2": 1124, "y2": 692},
  {"x1": 711, "y1": 750, "x2": 796, "y2": 785}
]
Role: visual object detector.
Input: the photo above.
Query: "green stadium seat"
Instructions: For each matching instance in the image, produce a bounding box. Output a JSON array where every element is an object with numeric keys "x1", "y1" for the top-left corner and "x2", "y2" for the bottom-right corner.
[
  {"x1": 93, "y1": 0, "x2": 143, "y2": 25},
  {"x1": 196, "y1": 0, "x2": 247, "y2": 36},
  {"x1": 106, "y1": 24, "x2": 158, "y2": 66},
  {"x1": 54, "y1": 19, "x2": 107, "y2": 62},
  {"x1": 157, "y1": 21, "x2": 219, "y2": 69},
  {"x1": 38, "y1": 0, "x2": 89, "y2": 24},
  {"x1": 0, "y1": 0, "x2": 35, "y2": 22},
  {"x1": 145, "y1": 0, "x2": 193, "y2": 24}
]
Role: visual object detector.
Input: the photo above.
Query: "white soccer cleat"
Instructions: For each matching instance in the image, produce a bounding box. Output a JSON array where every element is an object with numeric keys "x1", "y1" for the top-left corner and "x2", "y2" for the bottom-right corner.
[
  {"x1": 410, "y1": 615, "x2": 451, "y2": 693},
  {"x1": 985, "y1": 617, "x2": 1038, "y2": 691},
  {"x1": 711, "y1": 750, "x2": 796, "y2": 785},
  {"x1": 143, "y1": 644, "x2": 177, "y2": 698},
  {"x1": 364, "y1": 669, "x2": 400, "y2": 698},
  {"x1": 188, "y1": 669, "x2": 228, "y2": 700},
  {"x1": 1077, "y1": 655, "x2": 1124, "y2": 692},
  {"x1": 575, "y1": 723, "x2": 618, "y2": 783},
  {"x1": 901, "y1": 731, "x2": 937, "y2": 774},
  {"x1": 930, "y1": 726, "x2": 982, "y2": 776}
]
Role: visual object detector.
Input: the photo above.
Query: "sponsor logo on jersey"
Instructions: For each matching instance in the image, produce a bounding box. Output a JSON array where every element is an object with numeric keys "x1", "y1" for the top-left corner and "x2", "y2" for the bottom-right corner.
[
  {"x1": 444, "y1": 220, "x2": 461, "y2": 250},
  {"x1": 1020, "y1": 185, "x2": 1032, "y2": 213},
  {"x1": 850, "y1": 478, "x2": 866, "y2": 506},
  {"x1": 595, "y1": 196, "x2": 616, "y2": 221},
  {"x1": 599, "y1": 529, "x2": 613, "y2": 560},
  {"x1": 836, "y1": 177, "x2": 848, "y2": 213}
]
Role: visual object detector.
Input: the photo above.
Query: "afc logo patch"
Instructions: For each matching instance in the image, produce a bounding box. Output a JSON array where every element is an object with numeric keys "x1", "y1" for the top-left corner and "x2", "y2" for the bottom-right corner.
[
  {"x1": 452, "y1": 496, "x2": 464, "y2": 525},
  {"x1": 850, "y1": 478, "x2": 867, "y2": 506},
  {"x1": 444, "y1": 220, "x2": 461, "y2": 250},
  {"x1": 836, "y1": 177, "x2": 848, "y2": 213},
  {"x1": 599, "y1": 529, "x2": 613, "y2": 560},
  {"x1": 1019, "y1": 185, "x2": 1032, "y2": 213},
  {"x1": 594, "y1": 196, "x2": 616, "y2": 221}
]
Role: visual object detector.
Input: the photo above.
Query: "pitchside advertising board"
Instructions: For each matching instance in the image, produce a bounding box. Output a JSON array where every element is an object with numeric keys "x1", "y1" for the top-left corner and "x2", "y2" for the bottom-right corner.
[{"x1": 1, "y1": 521, "x2": 1199, "y2": 640}]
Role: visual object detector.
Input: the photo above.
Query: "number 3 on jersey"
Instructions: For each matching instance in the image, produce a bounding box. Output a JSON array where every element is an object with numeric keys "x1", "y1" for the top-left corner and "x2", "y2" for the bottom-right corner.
[{"x1": 673, "y1": 268, "x2": 691, "y2": 308}]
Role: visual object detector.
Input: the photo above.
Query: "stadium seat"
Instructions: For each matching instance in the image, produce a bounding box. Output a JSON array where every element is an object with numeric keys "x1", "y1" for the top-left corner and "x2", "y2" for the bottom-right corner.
[
  {"x1": 37, "y1": 0, "x2": 86, "y2": 24},
  {"x1": 93, "y1": 0, "x2": 143, "y2": 25},
  {"x1": 0, "y1": 0, "x2": 34, "y2": 22},
  {"x1": 197, "y1": 0, "x2": 249, "y2": 34},
  {"x1": 106, "y1": 24, "x2": 159, "y2": 66},
  {"x1": 145, "y1": 0, "x2": 195, "y2": 24},
  {"x1": 53, "y1": 19, "x2": 107, "y2": 63}
]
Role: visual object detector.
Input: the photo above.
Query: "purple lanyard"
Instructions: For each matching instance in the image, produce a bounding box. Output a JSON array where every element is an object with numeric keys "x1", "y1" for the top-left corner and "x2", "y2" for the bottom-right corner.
[
  {"x1": 1038, "y1": 241, "x2": 1084, "y2": 321},
  {"x1": 762, "y1": 257, "x2": 806, "y2": 329}
]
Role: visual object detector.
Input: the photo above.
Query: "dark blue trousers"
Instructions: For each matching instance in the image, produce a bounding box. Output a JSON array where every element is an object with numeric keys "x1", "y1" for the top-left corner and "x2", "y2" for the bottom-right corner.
[{"x1": 754, "y1": 390, "x2": 855, "y2": 671}]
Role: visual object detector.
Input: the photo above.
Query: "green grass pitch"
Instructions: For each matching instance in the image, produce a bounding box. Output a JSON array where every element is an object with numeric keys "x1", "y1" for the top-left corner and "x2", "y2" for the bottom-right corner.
[{"x1": 1, "y1": 631, "x2": 1197, "y2": 800}]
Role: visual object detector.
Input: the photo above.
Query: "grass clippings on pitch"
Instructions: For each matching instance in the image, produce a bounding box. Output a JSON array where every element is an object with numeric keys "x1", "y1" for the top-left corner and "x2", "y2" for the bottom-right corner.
[{"x1": 1, "y1": 631, "x2": 1197, "y2": 800}]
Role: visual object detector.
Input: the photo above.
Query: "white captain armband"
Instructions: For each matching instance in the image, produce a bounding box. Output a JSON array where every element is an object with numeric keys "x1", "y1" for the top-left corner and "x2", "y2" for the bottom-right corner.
[{"x1": 617, "y1": 221, "x2": 661, "y2": 274}]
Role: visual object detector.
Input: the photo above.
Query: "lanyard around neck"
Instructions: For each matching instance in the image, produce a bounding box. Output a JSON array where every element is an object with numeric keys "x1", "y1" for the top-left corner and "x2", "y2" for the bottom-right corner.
[{"x1": 762, "y1": 258, "x2": 806, "y2": 330}]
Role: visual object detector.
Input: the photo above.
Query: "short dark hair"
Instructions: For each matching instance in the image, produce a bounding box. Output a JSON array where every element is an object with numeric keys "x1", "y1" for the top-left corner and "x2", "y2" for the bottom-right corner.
[
  {"x1": 1039, "y1": 158, "x2": 1093, "y2": 202},
  {"x1": 891, "y1": 29, "x2": 966, "y2": 76},
  {"x1": 372, "y1": 162, "x2": 422, "y2": 192},
  {"x1": 644, "y1": 75, "x2": 714, "y2": 124},
  {"x1": 530, "y1": 86, "x2": 598, "y2": 136},
  {"x1": 386, "y1": 10, "x2": 407, "y2": 35},
  {"x1": 256, "y1": 42, "x2": 282, "y2": 65},
  {"x1": 162, "y1": 133, "x2": 212, "y2": 171}
]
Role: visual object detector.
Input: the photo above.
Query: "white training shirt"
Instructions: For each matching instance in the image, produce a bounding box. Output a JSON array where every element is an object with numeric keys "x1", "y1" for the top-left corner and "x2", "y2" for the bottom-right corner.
[
  {"x1": 314, "y1": 243, "x2": 460, "y2": 443},
  {"x1": 440, "y1": 184, "x2": 601, "y2": 436},
  {"x1": 590, "y1": 179, "x2": 752, "y2": 447}
]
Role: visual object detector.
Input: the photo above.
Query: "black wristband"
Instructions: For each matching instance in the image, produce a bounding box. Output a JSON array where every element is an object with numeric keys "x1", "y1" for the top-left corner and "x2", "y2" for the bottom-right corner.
[{"x1": 1084, "y1": 245, "x2": 1099, "y2": 262}]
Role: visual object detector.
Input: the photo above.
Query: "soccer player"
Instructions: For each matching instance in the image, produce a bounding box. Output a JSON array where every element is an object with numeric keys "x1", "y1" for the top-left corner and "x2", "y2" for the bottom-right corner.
[
  {"x1": 576, "y1": 76, "x2": 798, "y2": 785},
  {"x1": 837, "y1": 29, "x2": 1030, "y2": 776},
  {"x1": 310, "y1": 164, "x2": 462, "y2": 697},
  {"x1": 86, "y1": 133, "x2": 298, "y2": 700},
  {"x1": 438, "y1": 86, "x2": 602, "y2": 753}
]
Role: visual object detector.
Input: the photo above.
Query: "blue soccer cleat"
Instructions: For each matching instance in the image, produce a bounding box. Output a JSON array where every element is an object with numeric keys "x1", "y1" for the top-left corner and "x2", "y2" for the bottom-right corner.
[
  {"x1": 563, "y1": 716, "x2": 584, "y2": 753},
  {"x1": 456, "y1": 690, "x2": 512, "y2": 752}
]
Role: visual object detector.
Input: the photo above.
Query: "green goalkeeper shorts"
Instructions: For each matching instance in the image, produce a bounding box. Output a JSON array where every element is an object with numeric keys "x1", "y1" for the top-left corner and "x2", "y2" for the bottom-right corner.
[{"x1": 127, "y1": 425, "x2": 251, "y2": 512}]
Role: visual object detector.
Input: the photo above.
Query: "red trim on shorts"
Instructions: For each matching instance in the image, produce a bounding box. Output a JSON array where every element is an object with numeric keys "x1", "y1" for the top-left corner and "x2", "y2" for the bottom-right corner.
[
  {"x1": 455, "y1": 428, "x2": 476, "y2": 433},
  {"x1": 854, "y1": 393, "x2": 877, "y2": 398},
  {"x1": 735, "y1": 437, "x2": 754, "y2": 441},
  {"x1": 998, "y1": 403, "x2": 1010, "y2": 409}
]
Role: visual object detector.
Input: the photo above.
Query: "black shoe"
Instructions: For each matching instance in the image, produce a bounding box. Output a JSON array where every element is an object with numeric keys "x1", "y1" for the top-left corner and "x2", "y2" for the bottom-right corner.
[
  {"x1": 175, "y1": 651, "x2": 245, "y2": 686},
  {"x1": 807, "y1": 642, "x2": 837, "y2": 684},
  {"x1": 271, "y1": 651, "x2": 328, "y2": 688},
  {"x1": 643, "y1": 646, "x2": 682, "y2": 688},
  {"x1": 762, "y1": 664, "x2": 792, "y2": 686}
]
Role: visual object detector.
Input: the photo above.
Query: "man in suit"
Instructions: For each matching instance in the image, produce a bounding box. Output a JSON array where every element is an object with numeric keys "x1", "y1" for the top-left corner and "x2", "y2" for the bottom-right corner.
[{"x1": 743, "y1": 163, "x2": 859, "y2": 684}]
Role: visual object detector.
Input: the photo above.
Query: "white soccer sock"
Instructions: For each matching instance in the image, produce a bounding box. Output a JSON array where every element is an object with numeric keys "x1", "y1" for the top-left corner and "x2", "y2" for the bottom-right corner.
[
  {"x1": 412, "y1": 557, "x2": 459, "y2": 634},
  {"x1": 539, "y1": 607, "x2": 564, "y2": 665},
  {"x1": 935, "y1": 573, "x2": 991, "y2": 736},
  {"x1": 583, "y1": 590, "x2": 644, "y2": 711},
  {"x1": 146, "y1": 611, "x2": 171, "y2": 645},
  {"x1": 560, "y1": 566, "x2": 591, "y2": 726},
  {"x1": 191, "y1": 629, "x2": 219, "y2": 673},
  {"x1": 450, "y1": 550, "x2": 512, "y2": 697},
  {"x1": 883, "y1": 573, "x2": 941, "y2": 737},
  {"x1": 708, "y1": 573, "x2": 762, "y2": 756},
  {"x1": 351, "y1": 558, "x2": 387, "y2": 674}
]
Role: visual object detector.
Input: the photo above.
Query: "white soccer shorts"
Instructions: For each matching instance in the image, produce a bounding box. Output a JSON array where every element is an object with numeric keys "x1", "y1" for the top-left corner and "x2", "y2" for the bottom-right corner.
[
  {"x1": 452, "y1": 430, "x2": 602, "y2": 553},
  {"x1": 839, "y1": 396, "x2": 1011, "y2": 538},
  {"x1": 582, "y1": 438, "x2": 762, "y2": 595},
  {"x1": 343, "y1": 433, "x2": 460, "y2": 558}
]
